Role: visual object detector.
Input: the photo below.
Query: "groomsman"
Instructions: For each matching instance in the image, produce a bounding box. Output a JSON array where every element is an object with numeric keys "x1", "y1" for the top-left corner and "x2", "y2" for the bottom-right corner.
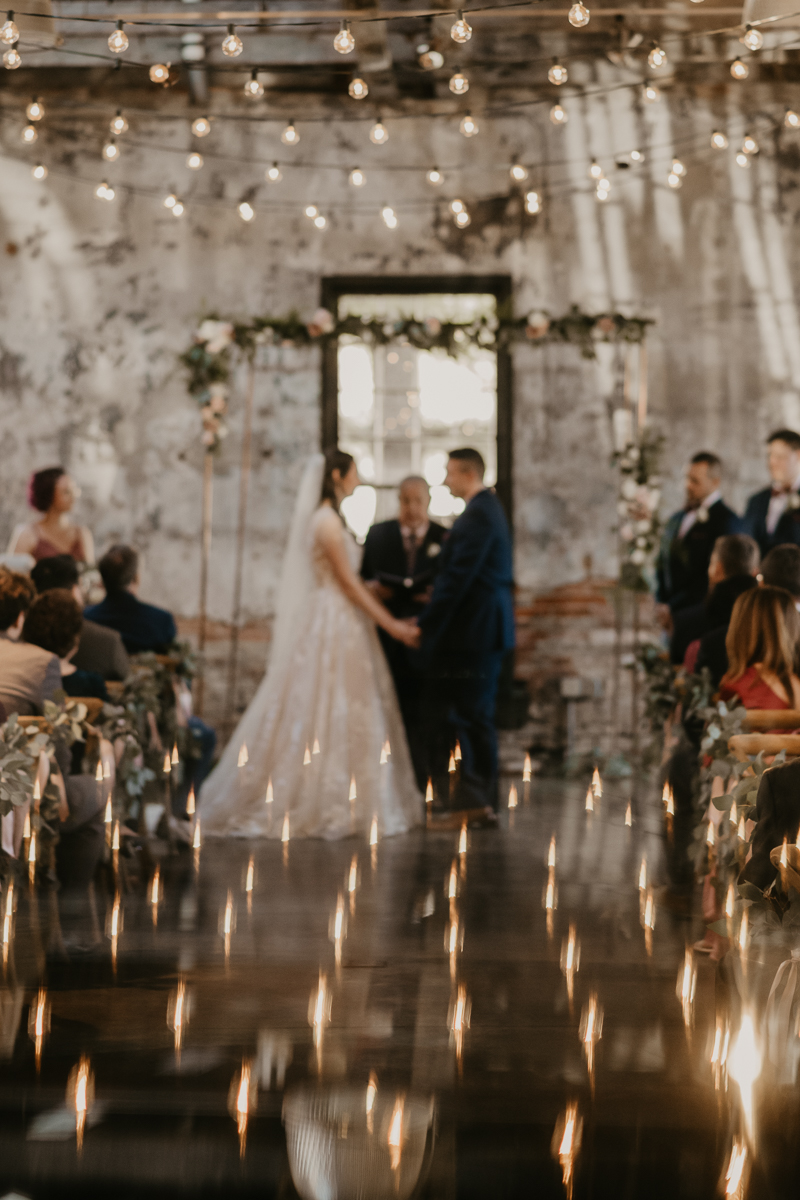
[
  {"x1": 361, "y1": 476, "x2": 446, "y2": 786},
  {"x1": 655, "y1": 452, "x2": 741, "y2": 622},
  {"x1": 743, "y1": 429, "x2": 800, "y2": 557}
]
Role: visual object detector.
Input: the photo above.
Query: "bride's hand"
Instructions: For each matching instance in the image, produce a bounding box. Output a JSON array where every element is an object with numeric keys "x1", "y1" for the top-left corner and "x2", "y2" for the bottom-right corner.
[{"x1": 391, "y1": 619, "x2": 421, "y2": 648}]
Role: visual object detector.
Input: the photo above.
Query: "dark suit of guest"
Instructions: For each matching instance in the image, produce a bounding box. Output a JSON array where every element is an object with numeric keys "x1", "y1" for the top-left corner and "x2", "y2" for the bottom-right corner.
[
  {"x1": 656, "y1": 497, "x2": 742, "y2": 613},
  {"x1": 741, "y1": 759, "x2": 800, "y2": 891},
  {"x1": 417, "y1": 489, "x2": 514, "y2": 811},
  {"x1": 743, "y1": 485, "x2": 800, "y2": 558},
  {"x1": 361, "y1": 517, "x2": 447, "y2": 788}
]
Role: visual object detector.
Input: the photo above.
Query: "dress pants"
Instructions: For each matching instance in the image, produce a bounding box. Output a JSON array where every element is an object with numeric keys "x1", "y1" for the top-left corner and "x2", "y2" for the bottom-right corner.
[{"x1": 421, "y1": 651, "x2": 504, "y2": 811}]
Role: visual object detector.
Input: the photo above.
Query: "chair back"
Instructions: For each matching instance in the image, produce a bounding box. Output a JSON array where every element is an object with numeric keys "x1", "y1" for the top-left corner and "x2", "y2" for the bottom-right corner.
[
  {"x1": 729, "y1": 733, "x2": 800, "y2": 762},
  {"x1": 742, "y1": 710, "x2": 800, "y2": 731}
]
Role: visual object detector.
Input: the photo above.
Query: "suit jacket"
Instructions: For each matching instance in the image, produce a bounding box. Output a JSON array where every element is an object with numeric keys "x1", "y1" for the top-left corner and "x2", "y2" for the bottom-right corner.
[
  {"x1": 670, "y1": 574, "x2": 757, "y2": 666},
  {"x1": 741, "y1": 759, "x2": 800, "y2": 891},
  {"x1": 743, "y1": 486, "x2": 800, "y2": 557},
  {"x1": 695, "y1": 625, "x2": 730, "y2": 687},
  {"x1": 656, "y1": 499, "x2": 742, "y2": 612},
  {"x1": 85, "y1": 590, "x2": 177, "y2": 655},
  {"x1": 418, "y1": 489, "x2": 514, "y2": 668},
  {"x1": 0, "y1": 636, "x2": 61, "y2": 716},
  {"x1": 72, "y1": 618, "x2": 130, "y2": 680},
  {"x1": 360, "y1": 518, "x2": 447, "y2": 619}
]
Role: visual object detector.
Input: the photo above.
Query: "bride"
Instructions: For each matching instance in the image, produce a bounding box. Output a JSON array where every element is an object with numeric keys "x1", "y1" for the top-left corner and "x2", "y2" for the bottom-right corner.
[{"x1": 200, "y1": 449, "x2": 423, "y2": 840}]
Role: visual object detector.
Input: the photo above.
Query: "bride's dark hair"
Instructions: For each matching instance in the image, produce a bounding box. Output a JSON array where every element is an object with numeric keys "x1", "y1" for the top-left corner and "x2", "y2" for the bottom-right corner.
[{"x1": 321, "y1": 448, "x2": 355, "y2": 511}]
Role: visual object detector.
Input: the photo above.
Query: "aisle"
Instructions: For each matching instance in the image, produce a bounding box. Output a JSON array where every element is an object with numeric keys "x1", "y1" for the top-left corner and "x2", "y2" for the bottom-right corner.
[{"x1": 0, "y1": 778, "x2": 793, "y2": 1198}]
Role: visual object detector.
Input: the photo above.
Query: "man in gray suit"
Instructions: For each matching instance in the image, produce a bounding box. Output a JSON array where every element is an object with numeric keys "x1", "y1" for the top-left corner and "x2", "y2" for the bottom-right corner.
[
  {"x1": 31, "y1": 555, "x2": 129, "y2": 681},
  {"x1": 0, "y1": 569, "x2": 61, "y2": 716}
]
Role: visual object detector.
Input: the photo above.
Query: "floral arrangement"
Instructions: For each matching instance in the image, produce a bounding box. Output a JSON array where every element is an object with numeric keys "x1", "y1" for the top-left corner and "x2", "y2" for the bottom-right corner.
[
  {"x1": 615, "y1": 429, "x2": 664, "y2": 591},
  {"x1": 181, "y1": 306, "x2": 654, "y2": 452}
]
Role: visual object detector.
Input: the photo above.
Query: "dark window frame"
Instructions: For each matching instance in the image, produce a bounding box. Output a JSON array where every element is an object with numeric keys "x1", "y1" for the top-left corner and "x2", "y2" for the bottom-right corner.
[{"x1": 320, "y1": 274, "x2": 513, "y2": 525}]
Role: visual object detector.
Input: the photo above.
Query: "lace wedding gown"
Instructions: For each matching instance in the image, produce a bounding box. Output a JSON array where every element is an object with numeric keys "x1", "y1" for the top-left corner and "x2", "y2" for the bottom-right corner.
[{"x1": 200, "y1": 501, "x2": 422, "y2": 840}]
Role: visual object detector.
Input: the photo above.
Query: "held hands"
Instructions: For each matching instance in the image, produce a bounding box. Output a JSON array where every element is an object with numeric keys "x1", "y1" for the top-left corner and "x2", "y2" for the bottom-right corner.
[{"x1": 391, "y1": 618, "x2": 421, "y2": 648}]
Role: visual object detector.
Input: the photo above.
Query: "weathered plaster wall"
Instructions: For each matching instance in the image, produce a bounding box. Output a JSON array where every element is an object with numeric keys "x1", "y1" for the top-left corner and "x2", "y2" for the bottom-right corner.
[{"x1": 1, "y1": 77, "x2": 799, "y2": 629}]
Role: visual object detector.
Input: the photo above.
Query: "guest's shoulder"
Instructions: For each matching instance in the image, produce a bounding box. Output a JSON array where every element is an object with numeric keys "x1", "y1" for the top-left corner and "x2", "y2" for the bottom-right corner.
[
  {"x1": 365, "y1": 518, "x2": 399, "y2": 539},
  {"x1": 763, "y1": 756, "x2": 800, "y2": 793},
  {"x1": 139, "y1": 598, "x2": 175, "y2": 627},
  {"x1": 744, "y1": 485, "x2": 771, "y2": 510}
]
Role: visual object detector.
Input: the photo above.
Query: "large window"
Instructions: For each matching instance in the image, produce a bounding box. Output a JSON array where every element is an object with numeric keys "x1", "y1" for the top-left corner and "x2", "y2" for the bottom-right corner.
[{"x1": 321, "y1": 276, "x2": 512, "y2": 541}]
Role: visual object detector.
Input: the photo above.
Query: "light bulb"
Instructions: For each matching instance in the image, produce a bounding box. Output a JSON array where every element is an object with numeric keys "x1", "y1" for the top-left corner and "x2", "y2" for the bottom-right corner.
[
  {"x1": 244, "y1": 70, "x2": 263, "y2": 98},
  {"x1": 735, "y1": 150, "x2": 750, "y2": 168},
  {"x1": 450, "y1": 198, "x2": 465, "y2": 214},
  {"x1": 588, "y1": 158, "x2": 603, "y2": 179},
  {"x1": 671, "y1": 157, "x2": 686, "y2": 176},
  {"x1": 314, "y1": 214, "x2": 327, "y2": 229},
  {"x1": 26, "y1": 97, "x2": 44, "y2": 121},
  {"x1": 742, "y1": 132, "x2": 758, "y2": 154},
  {"x1": 305, "y1": 204, "x2": 318, "y2": 218},
  {"x1": 454, "y1": 208, "x2": 471, "y2": 227},
  {"x1": 349, "y1": 167, "x2": 365, "y2": 186},
  {"x1": 510, "y1": 162, "x2": 528, "y2": 181},
  {"x1": 459, "y1": 112, "x2": 478, "y2": 137},
  {"x1": 266, "y1": 162, "x2": 282, "y2": 182},
  {"x1": 419, "y1": 48, "x2": 444, "y2": 70},
  {"x1": 548, "y1": 61, "x2": 568, "y2": 85},
  {"x1": 32, "y1": 162, "x2": 47, "y2": 179},
  {"x1": 550, "y1": 103, "x2": 567, "y2": 125},
  {"x1": 149, "y1": 63, "x2": 170, "y2": 84},
  {"x1": 110, "y1": 110, "x2": 128, "y2": 134},
  {"x1": 96, "y1": 182, "x2": 115, "y2": 201},
  {"x1": 647, "y1": 43, "x2": 666, "y2": 68},
  {"x1": 238, "y1": 201, "x2": 255, "y2": 221},
  {"x1": 1, "y1": 13, "x2": 19, "y2": 43},
  {"x1": 192, "y1": 115, "x2": 211, "y2": 138},
  {"x1": 4, "y1": 43, "x2": 20, "y2": 68},
  {"x1": 667, "y1": 171, "x2": 682, "y2": 188},
  {"x1": 449, "y1": 70, "x2": 469, "y2": 94},
  {"x1": 426, "y1": 167, "x2": 443, "y2": 185},
  {"x1": 730, "y1": 57, "x2": 749, "y2": 80},
  {"x1": 370, "y1": 120, "x2": 388, "y2": 144},
  {"x1": 740, "y1": 25, "x2": 763, "y2": 51},
  {"x1": 172, "y1": 200, "x2": 185, "y2": 217},
  {"x1": 785, "y1": 109, "x2": 800, "y2": 128},
  {"x1": 187, "y1": 151, "x2": 204, "y2": 169},
  {"x1": 164, "y1": 192, "x2": 177, "y2": 208},
  {"x1": 642, "y1": 83, "x2": 660, "y2": 102},
  {"x1": 382, "y1": 205, "x2": 398, "y2": 229},
  {"x1": 102, "y1": 139, "x2": 120, "y2": 161},
  {"x1": 349, "y1": 76, "x2": 368, "y2": 99},
  {"x1": 282, "y1": 121, "x2": 299, "y2": 145},
  {"x1": 596, "y1": 182, "x2": 610, "y2": 201},
  {"x1": 221, "y1": 24, "x2": 243, "y2": 57},
  {"x1": 451, "y1": 10, "x2": 472, "y2": 43},
  {"x1": 525, "y1": 190, "x2": 541, "y2": 213},
  {"x1": 710, "y1": 129, "x2": 728, "y2": 149},
  {"x1": 630, "y1": 149, "x2": 644, "y2": 161},
  {"x1": 108, "y1": 21, "x2": 129, "y2": 54},
  {"x1": 21, "y1": 124, "x2": 37, "y2": 144},
  {"x1": 568, "y1": 1, "x2": 590, "y2": 26},
  {"x1": 334, "y1": 20, "x2": 355, "y2": 54}
]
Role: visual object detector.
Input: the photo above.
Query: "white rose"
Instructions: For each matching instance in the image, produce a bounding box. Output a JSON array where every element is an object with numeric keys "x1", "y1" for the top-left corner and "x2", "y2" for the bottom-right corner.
[
  {"x1": 197, "y1": 320, "x2": 235, "y2": 354},
  {"x1": 631, "y1": 549, "x2": 646, "y2": 564},
  {"x1": 696, "y1": 508, "x2": 709, "y2": 523},
  {"x1": 620, "y1": 524, "x2": 634, "y2": 541},
  {"x1": 621, "y1": 479, "x2": 638, "y2": 500},
  {"x1": 635, "y1": 536, "x2": 647, "y2": 548},
  {"x1": 647, "y1": 488, "x2": 661, "y2": 510},
  {"x1": 427, "y1": 543, "x2": 441, "y2": 557},
  {"x1": 635, "y1": 519, "x2": 651, "y2": 534}
]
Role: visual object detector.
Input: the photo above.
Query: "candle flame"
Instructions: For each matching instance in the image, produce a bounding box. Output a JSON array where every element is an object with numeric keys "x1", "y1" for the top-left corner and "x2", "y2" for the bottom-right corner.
[
  {"x1": 458, "y1": 823, "x2": 468, "y2": 855},
  {"x1": 728, "y1": 1011, "x2": 761, "y2": 1138},
  {"x1": 5, "y1": 881, "x2": 13, "y2": 920},
  {"x1": 448, "y1": 752, "x2": 456, "y2": 774},
  {"x1": 104, "y1": 796, "x2": 112, "y2": 825},
  {"x1": 33, "y1": 777, "x2": 40, "y2": 806},
  {"x1": 303, "y1": 745, "x2": 311, "y2": 765},
  {"x1": 235, "y1": 1061, "x2": 251, "y2": 1155},
  {"x1": 738, "y1": 816, "x2": 746, "y2": 841},
  {"x1": 238, "y1": 743, "x2": 249, "y2": 768},
  {"x1": 388, "y1": 1097, "x2": 404, "y2": 1170},
  {"x1": 169, "y1": 978, "x2": 187, "y2": 1055},
  {"x1": 265, "y1": 779, "x2": 273, "y2": 805},
  {"x1": 729, "y1": 799, "x2": 738, "y2": 827},
  {"x1": 508, "y1": 783, "x2": 518, "y2": 810},
  {"x1": 796, "y1": 826, "x2": 800, "y2": 852},
  {"x1": 348, "y1": 855, "x2": 358, "y2": 894},
  {"x1": 96, "y1": 760, "x2": 104, "y2": 783},
  {"x1": 186, "y1": 786, "x2": 196, "y2": 816},
  {"x1": 638, "y1": 857, "x2": 647, "y2": 892},
  {"x1": 425, "y1": 778, "x2": 433, "y2": 804},
  {"x1": 547, "y1": 836, "x2": 556, "y2": 869},
  {"x1": 109, "y1": 893, "x2": 121, "y2": 938},
  {"x1": 448, "y1": 861, "x2": 458, "y2": 900},
  {"x1": 725, "y1": 884, "x2": 735, "y2": 919},
  {"x1": 449, "y1": 983, "x2": 470, "y2": 1061},
  {"x1": 738, "y1": 907, "x2": 749, "y2": 955},
  {"x1": 579, "y1": 993, "x2": 603, "y2": 1082},
  {"x1": 281, "y1": 813, "x2": 290, "y2": 843},
  {"x1": 453, "y1": 740, "x2": 460, "y2": 762},
  {"x1": 591, "y1": 766, "x2": 602, "y2": 797},
  {"x1": 369, "y1": 816, "x2": 378, "y2": 846},
  {"x1": 171, "y1": 742, "x2": 179, "y2": 766},
  {"x1": 554, "y1": 1100, "x2": 582, "y2": 1199},
  {"x1": 29, "y1": 986, "x2": 49, "y2": 1070},
  {"x1": 313, "y1": 737, "x2": 320, "y2": 755},
  {"x1": 366, "y1": 1070, "x2": 377, "y2": 1114},
  {"x1": 150, "y1": 865, "x2": 160, "y2": 907},
  {"x1": 523, "y1": 752, "x2": 532, "y2": 782},
  {"x1": 706, "y1": 820, "x2": 715, "y2": 848},
  {"x1": 781, "y1": 837, "x2": 788, "y2": 868},
  {"x1": 28, "y1": 829, "x2": 37, "y2": 864},
  {"x1": 72, "y1": 1055, "x2": 92, "y2": 1150},
  {"x1": 23, "y1": 811, "x2": 30, "y2": 841},
  {"x1": 665, "y1": 788, "x2": 674, "y2": 817},
  {"x1": 245, "y1": 857, "x2": 254, "y2": 893},
  {"x1": 192, "y1": 818, "x2": 201, "y2": 849},
  {"x1": 662, "y1": 780, "x2": 670, "y2": 805},
  {"x1": 163, "y1": 751, "x2": 171, "y2": 774},
  {"x1": 676, "y1": 948, "x2": 696, "y2": 1029},
  {"x1": 560, "y1": 924, "x2": 580, "y2": 1005},
  {"x1": 624, "y1": 801, "x2": 632, "y2": 826},
  {"x1": 349, "y1": 776, "x2": 357, "y2": 801},
  {"x1": 724, "y1": 1138, "x2": 747, "y2": 1197},
  {"x1": 584, "y1": 787, "x2": 593, "y2": 813}
]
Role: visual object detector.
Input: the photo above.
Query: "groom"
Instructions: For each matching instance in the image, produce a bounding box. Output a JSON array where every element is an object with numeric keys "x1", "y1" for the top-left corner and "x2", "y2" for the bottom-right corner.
[{"x1": 417, "y1": 448, "x2": 514, "y2": 823}]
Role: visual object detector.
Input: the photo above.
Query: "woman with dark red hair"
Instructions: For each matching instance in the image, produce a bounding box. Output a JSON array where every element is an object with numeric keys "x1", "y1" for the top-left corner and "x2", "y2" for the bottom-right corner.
[{"x1": 8, "y1": 466, "x2": 94, "y2": 564}]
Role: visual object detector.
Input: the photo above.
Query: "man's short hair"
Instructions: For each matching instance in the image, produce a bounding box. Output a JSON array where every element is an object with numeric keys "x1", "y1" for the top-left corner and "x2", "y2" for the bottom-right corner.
[
  {"x1": 762, "y1": 544, "x2": 800, "y2": 598},
  {"x1": 768, "y1": 429, "x2": 800, "y2": 451},
  {"x1": 31, "y1": 554, "x2": 80, "y2": 594},
  {"x1": 99, "y1": 545, "x2": 139, "y2": 593},
  {"x1": 0, "y1": 568, "x2": 35, "y2": 633},
  {"x1": 691, "y1": 451, "x2": 722, "y2": 476},
  {"x1": 448, "y1": 448, "x2": 486, "y2": 480},
  {"x1": 22, "y1": 589, "x2": 83, "y2": 659},
  {"x1": 399, "y1": 475, "x2": 430, "y2": 493},
  {"x1": 713, "y1": 534, "x2": 760, "y2": 579}
]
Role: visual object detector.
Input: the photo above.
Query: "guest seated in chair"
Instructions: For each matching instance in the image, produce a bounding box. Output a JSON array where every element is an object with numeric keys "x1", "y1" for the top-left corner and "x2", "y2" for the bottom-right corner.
[
  {"x1": 86, "y1": 544, "x2": 176, "y2": 654},
  {"x1": 761, "y1": 543, "x2": 800, "y2": 610},
  {"x1": 741, "y1": 757, "x2": 800, "y2": 891},
  {"x1": 674, "y1": 533, "x2": 760, "y2": 680},
  {"x1": 0, "y1": 568, "x2": 61, "y2": 716},
  {"x1": 23, "y1": 589, "x2": 109, "y2": 702},
  {"x1": 31, "y1": 554, "x2": 129, "y2": 681},
  {"x1": 719, "y1": 586, "x2": 800, "y2": 710},
  {"x1": 9, "y1": 466, "x2": 94, "y2": 564}
]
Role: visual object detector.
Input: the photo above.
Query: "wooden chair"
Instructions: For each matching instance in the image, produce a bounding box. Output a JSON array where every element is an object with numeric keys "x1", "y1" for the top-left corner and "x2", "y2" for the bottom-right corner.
[
  {"x1": 742, "y1": 710, "x2": 800, "y2": 731},
  {"x1": 728, "y1": 733, "x2": 800, "y2": 762}
]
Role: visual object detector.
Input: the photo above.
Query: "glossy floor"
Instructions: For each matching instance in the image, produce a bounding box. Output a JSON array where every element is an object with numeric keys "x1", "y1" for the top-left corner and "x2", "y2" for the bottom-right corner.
[{"x1": 0, "y1": 779, "x2": 796, "y2": 1199}]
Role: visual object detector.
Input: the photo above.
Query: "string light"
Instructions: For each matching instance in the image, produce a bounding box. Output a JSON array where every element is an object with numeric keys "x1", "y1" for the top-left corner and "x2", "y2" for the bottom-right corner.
[
  {"x1": 187, "y1": 151, "x2": 203, "y2": 169},
  {"x1": 742, "y1": 132, "x2": 759, "y2": 154},
  {"x1": 667, "y1": 169, "x2": 682, "y2": 188},
  {"x1": 282, "y1": 120, "x2": 300, "y2": 145},
  {"x1": 164, "y1": 192, "x2": 177, "y2": 208},
  {"x1": 221, "y1": 24, "x2": 243, "y2": 57},
  {"x1": 238, "y1": 200, "x2": 255, "y2": 221},
  {"x1": 450, "y1": 198, "x2": 465, "y2": 214},
  {"x1": 568, "y1": 1, "x2": 590, "y2": 27},
  {"x1": 510, "y1": 161, "x2": 528, "y2": 181},
  {"x1": 110, "y1": 109, "x2": 128, "y2": 135},
  {"x1": 449, "y1": 71, "x2": 469, "y2": 95},
  {"x1": 149, "y1": 63, "x2": 170, "y2": 84},
  {"x1": 550, "y1": 103, "x2": 568, "y2": 125},
  {"x1": 305, "y1": 204, "x2": 319, "y2": 218},
  {"x1": 349, "y1": 76, "x2": 369, "y2": 99},
  {"x1": 740, "y1": 24, "x2": 763, "y2": 51},
  {"x1": 596, "y1": 177, "x2": 611, "y2": 200},
  {"x1": 21, "y1": 124, "x2": 37, "y2": 144},
  {"x1": 370, "y1": 120, "x2": 389, "y2": 144},
  {"x1": 711, "y1": 129, "x2": 728, "y2": 148},
  {"x1": 454, "y1": 208, "x2": 471, "y2": 227},
  {"x1": 266, "y1": 162, "x2": 282, "y2": 182},
  {"x1": 32, "y1": 163, "x2": 47, "y2": 179},
  {"x1": 548, "y1": 60, "x2": 568, "y2": 85},
  {"x1": 450, "y1": 10, "x2": 472, "y2": 43},
  {"x1": 427, "y1": 167, "x2": 444, "y2": 185},
  {"x1": 460, "y1": 112, "x2": 479, "y2": 137},
  {"x1": 172, "y1": 199, "x2": 185, "y2": 217},
  {"x1": 192, "y1": 116, "x2": 211, "y2": 138},
  {"x1": 730, "y1": 57, "x2": 749, "y2": 80},
  {"x1": 382, "y1": 204, "x2": 398, "y2": 228},
  {"x1": 672, "y1": 157, "x2": 686, "y2": 176},
  {"x1": 1, "y1": 11, "x2": 18, "y2": 43},
  {"x1": 314, "y1": 213, "x2": 327, "y2": 229},
  {"x1": 3, "y1": 42, "x2": 20, "y2": 69},
  {"x1": 630, "y1": 149, "x2": 644, "y2": 161},
  {"x1": 108, "y1": 21, "x2": 129, "y2": 54},
  {"x1": 588, "y1": 158, "x2": 603, "y2": 179},
  {"x1": 525, "y1": 189, "x2": 541, "y2": 213},
  {"x1": 735, "y1": 150, "x2": 751, "y2": 168},
  {"x1": 642, "y1": 82, "x2": 660, "y2": 102},
  {"x1": 26, "y1": 97, "x2": 44, "y2": 121},
  {"x1": 349, "y1": 167, "x2": 366, "y2": 186},
  {"x1": 102, "y1": 138, "x2": 120, "y2": 161},
  {"x1": 785, "y1": 109, "x2": 800, "y2": 128},
  {"x1": 95, "y1": 181, "x2": 115, "y2": 201},
  {"x1": 334, "y1": 20, "x2": 355, "y2": 54},
  {"x1": 647, "y1": 42, "x2": 667, "y2": 68},
  {"x1": 244, "y1": 69, "x2": 264, "y2": 98},
  {"x1": 418, "y1": 46, "x2": 444, "y2": 69}
]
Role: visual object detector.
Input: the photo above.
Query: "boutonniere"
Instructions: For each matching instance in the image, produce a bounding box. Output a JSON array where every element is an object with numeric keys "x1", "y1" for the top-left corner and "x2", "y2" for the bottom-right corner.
[
  {"x1": 695, "y1": 508, "x2": 709, "y2": 523},
  {"x1": 788, "y1": 493, "x2": 800, "y2": 511},
  {"x1": 427, "y1": 543, "x2": 441, "y2": 557}
]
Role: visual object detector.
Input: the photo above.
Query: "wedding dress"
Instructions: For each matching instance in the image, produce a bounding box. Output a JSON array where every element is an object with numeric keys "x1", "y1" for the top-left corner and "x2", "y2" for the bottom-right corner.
[{"x1": 200, "y1": 455, "x2": 422, "y2": 840}]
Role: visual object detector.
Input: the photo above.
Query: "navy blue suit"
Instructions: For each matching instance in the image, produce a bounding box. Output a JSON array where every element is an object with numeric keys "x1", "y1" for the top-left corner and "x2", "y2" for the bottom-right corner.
[
  {"x1": 655, "y1": 498, "x2": 742, "y2": 613},
  {"x1": 417, "y1": 489, "x2": 514, "y2": 811},
  {"x1": 85, "y1": 590, "x2": 177, "y2": 655},
  {"x1": 743, "y1": 486, "x2": 800, "y2": 558}
]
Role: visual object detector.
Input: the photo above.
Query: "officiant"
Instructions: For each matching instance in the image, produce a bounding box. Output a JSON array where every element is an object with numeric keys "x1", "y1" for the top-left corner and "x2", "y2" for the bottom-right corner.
[{"x1": 361, "y1": 476, "x2": 446, "y2": 786}]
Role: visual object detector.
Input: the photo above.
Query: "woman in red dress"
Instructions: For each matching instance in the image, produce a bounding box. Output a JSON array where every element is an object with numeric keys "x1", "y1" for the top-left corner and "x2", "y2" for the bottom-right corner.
[
  {"x1": 719, "y1": 586, "x2": 800, "y2": 710},
  {"x1": 9, "y1": 467, "x2": 94, "y2": 565}
]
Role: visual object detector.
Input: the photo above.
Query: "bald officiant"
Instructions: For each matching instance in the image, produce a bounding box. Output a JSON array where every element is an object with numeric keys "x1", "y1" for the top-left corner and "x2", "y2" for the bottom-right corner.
[{"x1": 361, "y1": 476, "x2": 447, "y2": 786}]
